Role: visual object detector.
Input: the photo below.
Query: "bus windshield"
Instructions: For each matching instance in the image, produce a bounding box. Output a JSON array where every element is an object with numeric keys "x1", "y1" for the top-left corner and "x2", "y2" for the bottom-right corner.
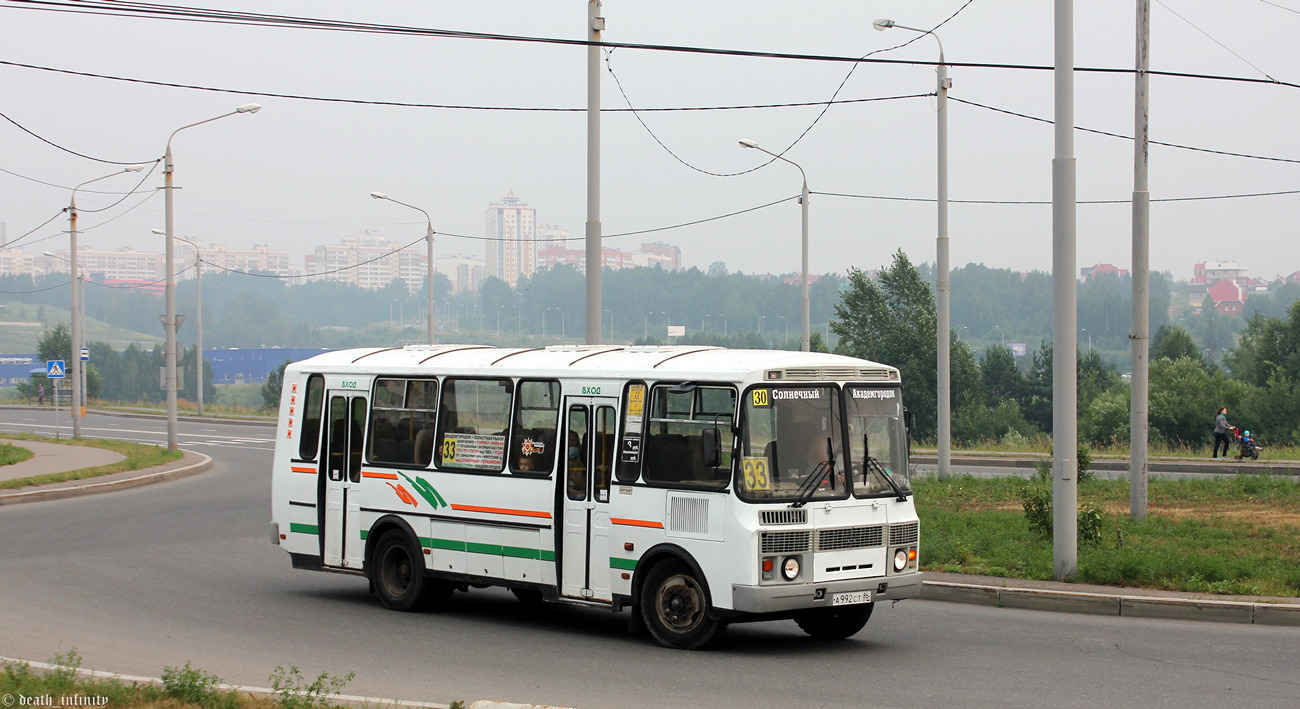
[
  {"x1": 845, "y1": 386, "x2": 911, "y2": 495},
  {"x1": 738, "y1": 385, "x2": 845, "y2": 502}
]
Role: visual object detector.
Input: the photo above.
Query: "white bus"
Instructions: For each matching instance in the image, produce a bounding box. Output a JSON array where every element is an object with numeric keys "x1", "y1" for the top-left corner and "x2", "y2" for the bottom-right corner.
[{"x1": 271, "y1": 344, "x2": 921, "y2": 649}]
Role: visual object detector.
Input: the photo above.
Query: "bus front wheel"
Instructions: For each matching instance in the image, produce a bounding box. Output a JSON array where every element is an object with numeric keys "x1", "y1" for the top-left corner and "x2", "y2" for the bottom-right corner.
[
  {"x1": 640, "y1": 560, "x2": 726, "y2": 650},
  {"x1": 794, "y1": 602, "x2": 874, "y2": 640},
  {"x1": 372, "y1": 530, "x2": 451, "y2": 611}
]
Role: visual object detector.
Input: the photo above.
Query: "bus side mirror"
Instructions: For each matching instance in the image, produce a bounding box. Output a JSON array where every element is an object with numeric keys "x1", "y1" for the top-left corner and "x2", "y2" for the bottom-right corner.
[{"x1": 701, "y1": 428, "x2": 721, "y2": 468}]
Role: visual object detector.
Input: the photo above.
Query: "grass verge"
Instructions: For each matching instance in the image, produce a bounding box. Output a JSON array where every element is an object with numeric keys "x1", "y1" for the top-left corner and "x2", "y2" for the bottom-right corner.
[
  {"x1": 0, "y1": 434, "x2": 183, "y2": 490},
  {"x1": 0, "y1": 650, "x2": 391, "y2": 709},
  {"x1": 916, "y1": 472, "x2": 1300, "y2": 598},
  {"x1": 0, "y1": 442, "x2": 34, "y2": 466}
]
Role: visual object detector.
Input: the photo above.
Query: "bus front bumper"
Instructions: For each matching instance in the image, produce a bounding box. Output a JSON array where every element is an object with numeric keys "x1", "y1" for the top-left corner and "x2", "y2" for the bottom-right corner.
[{"x1": 730, "y1": 571, "x2": 923, "y2": 614}]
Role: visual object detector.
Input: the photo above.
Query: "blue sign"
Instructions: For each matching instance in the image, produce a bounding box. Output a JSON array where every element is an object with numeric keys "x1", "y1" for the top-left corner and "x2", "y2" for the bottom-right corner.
[{"x1": 46, "y1": 360, "x2": 66, "y2": 378}]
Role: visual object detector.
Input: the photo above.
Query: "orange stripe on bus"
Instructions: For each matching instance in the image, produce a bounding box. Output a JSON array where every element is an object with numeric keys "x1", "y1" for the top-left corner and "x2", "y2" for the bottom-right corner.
[
  {"x1": 361, "y1": 471, "x2": 400, "y2": 480},
  {"x1": 450, "y1": 504, "x2": 552, "y2": 519},
  {"x1": 291, "y1": 466, "x2": 316, "y2": 474},
  {"x1": 611, "y1": 517, "x2": 665, "y2": 529}
]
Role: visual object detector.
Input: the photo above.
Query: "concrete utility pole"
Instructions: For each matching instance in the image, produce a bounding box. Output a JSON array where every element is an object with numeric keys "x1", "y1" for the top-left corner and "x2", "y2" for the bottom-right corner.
[
  {"x1": 1130, "y1": 0, "x2": 1151, "y2": 521},
  {"x1": 67, "y1": 166, "x2": 144, "y2": 438},
  {"x1": 585, "y1": 0, "x2": 604, "y2": 344},
  {"x1": 1052, "y1": 0, "x2": 1079, "y2": 581}
]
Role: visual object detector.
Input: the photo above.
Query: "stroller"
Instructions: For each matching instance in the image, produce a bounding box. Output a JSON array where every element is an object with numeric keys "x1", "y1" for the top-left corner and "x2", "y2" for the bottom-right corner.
[{"x1": 1232, "y1": 427, "x2": 1263, "y2": 460}]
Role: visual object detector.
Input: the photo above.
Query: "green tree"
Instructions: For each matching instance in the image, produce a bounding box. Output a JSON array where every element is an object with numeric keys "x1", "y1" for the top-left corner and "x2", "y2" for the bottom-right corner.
[
  {"x1": 1151, "y1": 323, "x2": 1201, "y2": 363},
  {"x1": 980, "y1": 344, "x2": 1025, "y2": 408},
  {"x1": 261, "y1": 359, "x2": 292, "y2": 410},
  {"x1": 831, "y1": 250, "x2": 939, "y2": 439},
  {"x1": 37, "y1": 322, "x2": 72, "y2": 362},
  {"x1": 1149, "y1": 357, "x2": 1253, "y2": 446}
]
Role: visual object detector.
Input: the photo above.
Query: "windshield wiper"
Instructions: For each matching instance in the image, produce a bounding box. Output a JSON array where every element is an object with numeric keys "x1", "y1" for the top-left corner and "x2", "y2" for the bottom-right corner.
[
  {"x1": 864, "y1": 434, "x2": 908, "y2": 502},
  {"x1": 790, "y1": 438, "x2": 835, "y2": 508}
]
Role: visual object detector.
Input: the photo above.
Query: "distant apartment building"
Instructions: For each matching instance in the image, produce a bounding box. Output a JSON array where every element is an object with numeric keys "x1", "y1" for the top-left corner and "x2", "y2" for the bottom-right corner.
[
  {"x1": 535, "y1": 241, "x2": 682, "y2": 273},
  {"x1": 485, "y1": 191, "x2": 536, "y2": 287},
  {"x1": 0, "y1": 248, "x2": 36, "y2": 278},
  {"x1": 306, "y1": 231, "x2": 426, "y2": 293},
  {"x1": 41, "y1": 247, "x2": 164, "y2": 282},
  {"x1": 438, "y1": 253, "x2": 485, "y2": 294},
  {"x1": 192, "y1": 243, "x2": 293, "y2": 279}
]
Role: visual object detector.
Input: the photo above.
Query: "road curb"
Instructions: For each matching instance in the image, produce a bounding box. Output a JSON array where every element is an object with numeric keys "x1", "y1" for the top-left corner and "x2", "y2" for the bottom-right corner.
[
  {"x1": 0, "y1": 451, "x2": 213, "y2": 506},
  {"x1": 920, "y1": 580, "x2": 1300, "y2": 626}
]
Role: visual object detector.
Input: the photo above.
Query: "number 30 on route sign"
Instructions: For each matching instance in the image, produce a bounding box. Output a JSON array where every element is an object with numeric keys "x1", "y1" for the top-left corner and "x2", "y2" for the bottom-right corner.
[{"x1": 46, "y1": 360, "x2": 66, "y2": 379}]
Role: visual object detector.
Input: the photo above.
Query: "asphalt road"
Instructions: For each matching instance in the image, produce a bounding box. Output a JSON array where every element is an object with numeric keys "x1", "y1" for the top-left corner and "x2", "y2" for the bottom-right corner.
[{"x1": 1, "y1": 409, "x2": 1298, "y2": 708}]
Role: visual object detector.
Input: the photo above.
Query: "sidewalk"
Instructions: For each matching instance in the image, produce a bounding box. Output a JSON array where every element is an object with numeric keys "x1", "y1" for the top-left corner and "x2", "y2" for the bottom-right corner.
[{"x1": 0, "y1": 436, "x2": 211, "y2": 506}]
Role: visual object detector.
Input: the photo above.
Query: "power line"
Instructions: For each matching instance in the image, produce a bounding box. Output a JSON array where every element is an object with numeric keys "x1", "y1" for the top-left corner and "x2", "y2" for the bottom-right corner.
[
  {"x1": 814, "y1": 188, "x2": 1300, "y2": 205},
  {"x1": 950, "y1": 97, "x2": 1300, "y2": 164},
  {"x1": 1, "y1": 2, "x2": 1295, "y2": 88},
  {"x1": 0, "y1": 109, "x2": 160, "y2": 165}
]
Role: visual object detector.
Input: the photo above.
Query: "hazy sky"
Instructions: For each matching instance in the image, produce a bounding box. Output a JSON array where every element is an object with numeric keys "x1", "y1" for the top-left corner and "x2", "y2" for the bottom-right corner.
[{"x1": 3, "y1": 1, "x2": 1299, "y2": 282}]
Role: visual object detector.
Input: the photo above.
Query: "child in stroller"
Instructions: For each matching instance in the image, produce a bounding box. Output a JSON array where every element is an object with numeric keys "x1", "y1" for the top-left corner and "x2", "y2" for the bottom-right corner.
[{"x1": 1232, "y1": 427, "x2": 1263, "y2": 460}]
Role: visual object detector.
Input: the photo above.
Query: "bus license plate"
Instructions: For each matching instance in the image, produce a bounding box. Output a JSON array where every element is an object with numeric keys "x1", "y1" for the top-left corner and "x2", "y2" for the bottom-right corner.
[{"x1": 832, "y1": 590, "x2": 871, "y2": 606}]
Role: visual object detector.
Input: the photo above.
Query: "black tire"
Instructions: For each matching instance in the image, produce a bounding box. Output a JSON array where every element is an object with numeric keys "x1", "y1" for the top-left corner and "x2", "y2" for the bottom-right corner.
[
  {"x1": 794, "y1": 603, "x2": 874, "y2": 640},
  {"x1": 372, "y1": 530, "x2": 451, "y2": 611},
  {"x1": 640, "y1": 560, "x2": 726, "y2": 650}
]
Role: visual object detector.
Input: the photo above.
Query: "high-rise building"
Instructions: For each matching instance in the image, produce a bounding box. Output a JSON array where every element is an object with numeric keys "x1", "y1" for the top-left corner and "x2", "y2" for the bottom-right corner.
[
  {"x1": 306, "y1": 230, "x2": 425, "y2": 293},
  {"x1": 485, "y1": 191, "x2": 536, "y2": 287}
]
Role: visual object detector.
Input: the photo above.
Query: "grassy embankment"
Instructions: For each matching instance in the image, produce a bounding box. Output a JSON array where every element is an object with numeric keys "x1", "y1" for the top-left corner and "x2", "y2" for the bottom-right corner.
[{"x1": 917, "y1": 470, "x2": 1300, "y2": 598}]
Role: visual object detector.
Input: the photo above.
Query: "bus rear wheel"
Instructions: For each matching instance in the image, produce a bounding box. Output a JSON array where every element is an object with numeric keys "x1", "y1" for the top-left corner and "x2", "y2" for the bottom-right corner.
[
  {"x1": 372, "y1": 530, "x2": 451, "y2": 611},
  {"x1": 640, "y1": 560, "x2": 726, "y2": 650},
  {"x1": 794, "y1": 603, "x2": 874, "y2": 640}
]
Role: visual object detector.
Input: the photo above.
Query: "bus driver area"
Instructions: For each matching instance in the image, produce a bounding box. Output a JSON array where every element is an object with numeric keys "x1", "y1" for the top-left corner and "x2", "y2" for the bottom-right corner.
[{"x1": 270, "y1": 344, "x2": 921, "y2": 650}]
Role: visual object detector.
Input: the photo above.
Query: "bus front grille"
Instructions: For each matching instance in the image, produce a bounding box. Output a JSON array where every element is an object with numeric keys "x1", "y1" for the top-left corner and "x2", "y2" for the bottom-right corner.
[
  {"x1": 761, "y1": 530, "x2": 812, "y2": 554},
  {"x1": 889, "y1": 521, "x2": 920, "y2": 546},
  {"x1": 816, "y1": 525, "x2": 885, "y2": 551}
]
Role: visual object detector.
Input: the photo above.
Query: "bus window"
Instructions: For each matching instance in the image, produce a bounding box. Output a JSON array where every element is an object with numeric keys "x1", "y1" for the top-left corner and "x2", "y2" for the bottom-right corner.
[
  {"x1": 845, "y1": 386, "x2": 910, "y2": 495},
  {"x1": 594, "y1": 405, "x2": 616, "y2": 502},
  {"x1": 738, "y1": 385, "x2": 845, "y2": 502},
  {"x1": 436, "y1": 378, "x2": 513, "y2": 472},
  {"x1": 510, "y1": 380, "x2": 560, "y2": 475},
  {"x1": 615, "y1": 381, "x2": 648, "y2": 484},
  {"x1": 367, "y1": 377, "x2": 438, "y2": 467},
  {"x1": 643, "y1": 383, "x2": 735, "y2": 488},
  {"x1": 566, "y1": 406, "x2": 589, "y2": 501},
  {"x1": 298, "y1": 373, "x2": 325, "y2": 461}
]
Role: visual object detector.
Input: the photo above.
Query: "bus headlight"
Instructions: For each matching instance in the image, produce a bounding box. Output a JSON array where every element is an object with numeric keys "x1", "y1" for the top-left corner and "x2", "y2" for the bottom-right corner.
[
  {"x1": 893, "y1": 548, "x2": 909, "y2": 572},
  {"x1": 781, "y1": 556, "x2": 801, "y2": 581}
]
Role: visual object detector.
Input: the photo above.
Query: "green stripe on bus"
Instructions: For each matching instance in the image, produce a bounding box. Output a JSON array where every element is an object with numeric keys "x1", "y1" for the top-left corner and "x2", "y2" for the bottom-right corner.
[
  {"x1": 466, "y1": 541, "x2": 502, "y2": 555},
  {"x1": 289, "y1": 523, "x2": 319, "y2": 535},
  {"x1": 609, "y1": 557, "x2": 637, "y2": 571},
  {"x1": 539, "y1": 550, "x2": 556, "y2": 562},
  {"x1": 359, "y1": 529, "x2": 368, "y2": 541},
  {"x1": 422, "y1": 537, "x2": 467, "y2": 552}
]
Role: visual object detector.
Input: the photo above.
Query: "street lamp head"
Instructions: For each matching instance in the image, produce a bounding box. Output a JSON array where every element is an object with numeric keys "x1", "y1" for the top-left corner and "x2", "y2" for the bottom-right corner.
[
  {"x1": 125, "y1": 164, "x2": 146, "y2": 172},
  {"x1": 151, "y1": 228, "x2": 165, "y2": 236},
  {"x1": 370, "y1": 192, "x2": 389, "y2": 200},
  {"x1": 872, "y1": 18, "x2": 896, "y2": 31},
  {"x1": 235, "y1": 103, "x2": 261, "y2": 114},
  {"x1": 738, "y1": 138, "x2": 760, "y2": 149}
]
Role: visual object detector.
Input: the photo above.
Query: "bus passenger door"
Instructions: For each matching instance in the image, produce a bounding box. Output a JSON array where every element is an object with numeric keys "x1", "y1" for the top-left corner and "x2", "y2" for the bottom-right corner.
[
  {"x1": 560, "y1": 398, "x2": 617, "y2": 601},
  {"x1": 321, "y1": 392, "x2": 366, "y2": 568}
]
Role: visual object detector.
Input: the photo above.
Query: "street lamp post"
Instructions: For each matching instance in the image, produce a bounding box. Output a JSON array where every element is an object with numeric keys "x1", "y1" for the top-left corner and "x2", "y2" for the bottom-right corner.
[
  {"x1": 739, "y1": 139, "x2": 810, "y2": 352},
  {"x1": 371, "y1": 192, "x2": 435, "y2": 345},
  {"x1": 162, "y1": 103, "x2": 259, "y2": 451},
  {"x1": 67, "y1": 166, "x2": 144, "y2": 437},
  {"x1": 158, "y1": 230, "x2": 205, "y2": 416},
  {"x1": 874, "y1": 17, "x2": 951, "y2": 479}
]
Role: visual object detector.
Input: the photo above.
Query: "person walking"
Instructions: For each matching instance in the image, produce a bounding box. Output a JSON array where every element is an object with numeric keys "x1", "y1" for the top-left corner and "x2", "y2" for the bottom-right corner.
[
  {"x1": 1212, "y1": 406, "x2": 1232, "y2": 459},
  {"x1": 37, "y1": 384, "x2": 45, "y2": 407}
]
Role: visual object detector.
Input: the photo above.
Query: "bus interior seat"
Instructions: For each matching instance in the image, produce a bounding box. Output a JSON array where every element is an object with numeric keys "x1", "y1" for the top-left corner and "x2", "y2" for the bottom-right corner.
[{"x1": 414, "y1": 427, "x2": 435, "y2": 467}]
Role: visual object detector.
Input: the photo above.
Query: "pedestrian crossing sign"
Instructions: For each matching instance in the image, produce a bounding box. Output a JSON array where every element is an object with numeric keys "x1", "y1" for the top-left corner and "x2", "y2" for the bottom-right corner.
[{"x1": 46, "y1": 360, "x2": 66, "y2": 378}]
